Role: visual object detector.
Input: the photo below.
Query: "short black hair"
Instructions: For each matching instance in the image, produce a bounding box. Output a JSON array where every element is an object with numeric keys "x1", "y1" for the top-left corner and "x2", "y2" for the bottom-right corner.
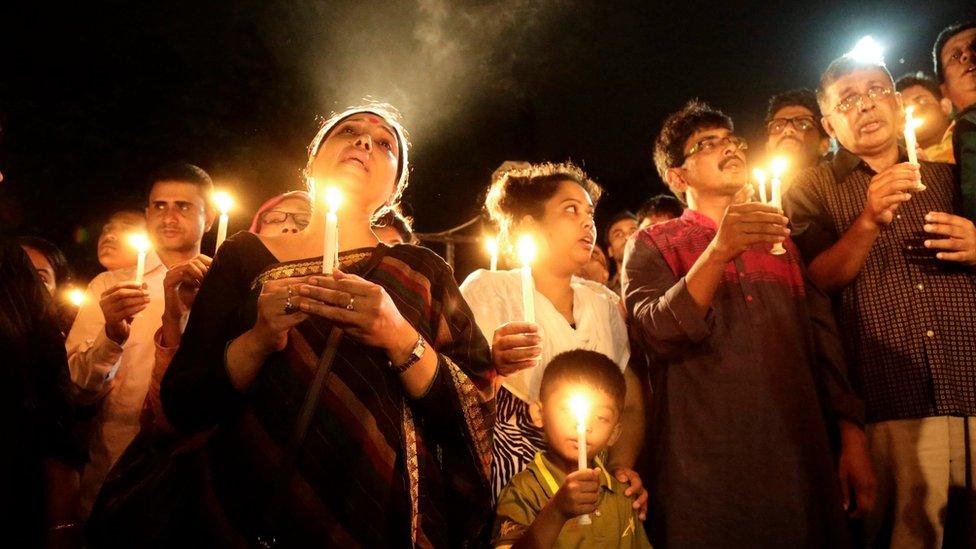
[
  {"x1": 372, "y1": 208, "x2": 415, "y2": 243},
  {"x1": 14, "y1": 236, "x2": 72, "y2": 288},
  {"x1": 146, "y1": 162, "x2": 214, "y2": 205},
  {"x1": 603, "y1": 210, "x2": 637, "y2": 247},
  {"x1": 766, "y1": 88, "x2": 826, "y2": 137},
  {"x1": 895, "y1": 72, "x2": 943, "y2": 100},
  {"x1": 816, "y1": 56, "x2": 894, "y2": 112},
  {"x1": 933, "y1": 21, "x2": 976, "y2": 82},
  {"x1": 539, "y1": 350, "x2": 626, "y2": 411},
  {"x1": 653, "y1": 99, "x2": 733, "y2": 202},
  {"x1": 637, "y1": 194, "x2": 684, "y2": 223}
]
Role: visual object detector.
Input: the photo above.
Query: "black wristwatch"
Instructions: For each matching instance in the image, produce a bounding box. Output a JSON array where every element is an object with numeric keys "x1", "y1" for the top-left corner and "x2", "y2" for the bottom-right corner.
[{"x1": 390, "y1": 334, "x2": 426, "y2": 374}]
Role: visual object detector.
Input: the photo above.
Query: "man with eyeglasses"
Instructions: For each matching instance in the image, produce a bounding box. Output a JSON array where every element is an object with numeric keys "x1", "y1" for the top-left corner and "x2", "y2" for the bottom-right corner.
[
  {"x1": 895, "y1": 73, "x2": 954, "y2": 163},
  {"x1": 934, "y1": 21, "x2": 976, "y2": 222},
  {"x1": 785, "y1": 54, "x2": 976, "y2": 547},
  {"x1": 764, "y1": 89, "x2": 830, "y2": 181},
  {"x1": 623, "y1": 99, "x2": 870, "y2": 547},
  {"x1": 66, "y1": 162, "x2": 216, "y2": 516}
]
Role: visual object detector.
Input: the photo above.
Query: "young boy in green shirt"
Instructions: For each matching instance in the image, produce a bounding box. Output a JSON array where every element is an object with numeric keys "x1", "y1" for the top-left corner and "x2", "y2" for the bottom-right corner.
[{"x1": 492, "y1": 350, "x2": 652, "y2": 548}]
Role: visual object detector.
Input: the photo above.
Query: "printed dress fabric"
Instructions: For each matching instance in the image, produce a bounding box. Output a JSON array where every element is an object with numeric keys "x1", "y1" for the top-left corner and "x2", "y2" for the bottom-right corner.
[{"x1": 161, "y1": 232, "x2": 494, "y2": 548}]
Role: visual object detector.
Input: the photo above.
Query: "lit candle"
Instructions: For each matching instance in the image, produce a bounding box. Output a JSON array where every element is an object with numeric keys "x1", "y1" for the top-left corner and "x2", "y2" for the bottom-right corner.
[
  {"x1": 67, "y1": 288, "x2": 86, "y2": 307},
  {"x1": 485, "y1": 236, "x2": 499, "y2": 271},
  {"x1": 322, "y1": 186, "x2": 343, "y2": 275},
  {"x1": 213, "y1": 191, "x2": 234, "y2": 251},
  {"x1": 569, "y1": 392, "x2": 593, "y2": 526},
  {"x1": 904, "y1": 106, "x2": 925, "y2": 191},
  {"x1": 128, "y1": 233, "x2": 151, "y2": 285},
  {"x1": 516, "y1": 235, "x2": 536, "y2": 323},
  {"x1": 753, "y1": 168, "x2": 768, "y2": 204},
  {"x1": 768, "y1": 158, "x2": 788, "y2": 256}
]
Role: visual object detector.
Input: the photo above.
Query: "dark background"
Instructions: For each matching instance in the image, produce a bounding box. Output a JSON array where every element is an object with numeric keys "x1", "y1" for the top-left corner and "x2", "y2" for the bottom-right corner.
[{"x1": 1, "y1": 1, "x2": 972, "y2": 283}]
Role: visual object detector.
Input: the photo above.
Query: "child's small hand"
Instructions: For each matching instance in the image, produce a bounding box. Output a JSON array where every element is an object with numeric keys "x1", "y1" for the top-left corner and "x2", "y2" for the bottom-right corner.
[{"x1": 552, "y1": 468, "x2": 600, "y2": 520}]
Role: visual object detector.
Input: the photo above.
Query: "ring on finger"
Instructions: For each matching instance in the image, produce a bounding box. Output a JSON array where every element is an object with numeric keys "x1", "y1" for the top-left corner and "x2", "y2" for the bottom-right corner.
[
  {"x1": 346, "y1": 296, "x2": 355, "y2": 311},
  {"x1": 284, "y1": 296, "x2": 299, "y2": 315}
]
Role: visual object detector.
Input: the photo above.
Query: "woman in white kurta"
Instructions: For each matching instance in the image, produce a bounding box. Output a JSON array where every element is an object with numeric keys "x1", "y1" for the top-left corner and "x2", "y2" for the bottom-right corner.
[{"x1": 459, "y1": 162, "x2": 645, "y2": 510}]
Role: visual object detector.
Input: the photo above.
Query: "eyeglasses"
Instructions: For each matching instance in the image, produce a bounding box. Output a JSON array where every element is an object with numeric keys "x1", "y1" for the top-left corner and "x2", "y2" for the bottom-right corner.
[
  {"x1": 261, "y1": 210, "x2": 311, "y2": 228},
  {"x1": 766, "y1": 116, "x2": 816, "y2": 135},
  {"x1": 833, "y1": 86, "x2": 893, "y2": 113},
  {"x1": 685, "y1": 135, "x2": 748, "y2": 159}
]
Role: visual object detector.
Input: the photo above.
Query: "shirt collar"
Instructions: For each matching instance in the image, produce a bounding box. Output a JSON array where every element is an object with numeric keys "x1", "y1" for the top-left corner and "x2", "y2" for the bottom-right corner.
[
  {"x1": 680, "y1": 207, "x2": 718, "y2": 231},
  {"x1": 534, "y1": 451, "x2": 614, "y2": 497},
  {"x1": 830, "y1": 146, "x2": 910, "y2": 181},
  {"x1": 144, "y1": 250, "x2": 166, "y2": 275}
]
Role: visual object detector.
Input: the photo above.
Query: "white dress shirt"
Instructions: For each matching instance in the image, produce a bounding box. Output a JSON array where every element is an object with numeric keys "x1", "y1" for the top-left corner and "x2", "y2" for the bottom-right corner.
[
  {"x1": 459, "y1": 268, "x2": 629, "y2": 403},
  {"x1": 65, "y1": 251, "x2": 167, "y2": 515}
]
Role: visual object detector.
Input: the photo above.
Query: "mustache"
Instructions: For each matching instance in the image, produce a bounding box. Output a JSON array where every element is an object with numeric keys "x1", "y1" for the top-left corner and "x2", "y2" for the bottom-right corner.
[
  {"x1": 719, "y1": 156, "x2": 744, "y2": 170},
  {"x1": 776, "y1": 135, "x2": 804, "y2": 146}
]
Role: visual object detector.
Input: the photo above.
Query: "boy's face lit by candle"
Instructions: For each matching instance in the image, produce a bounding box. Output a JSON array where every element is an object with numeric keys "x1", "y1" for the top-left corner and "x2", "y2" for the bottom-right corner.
[{"x1": 530, "y1": 381, "x2": 621, "y2": 474}]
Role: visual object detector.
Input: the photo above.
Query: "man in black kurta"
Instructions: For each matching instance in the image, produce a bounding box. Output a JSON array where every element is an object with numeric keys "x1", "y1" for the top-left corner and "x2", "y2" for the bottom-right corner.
[{"x1": 623, "y1": 99, "x2": 873, "y2": 547}]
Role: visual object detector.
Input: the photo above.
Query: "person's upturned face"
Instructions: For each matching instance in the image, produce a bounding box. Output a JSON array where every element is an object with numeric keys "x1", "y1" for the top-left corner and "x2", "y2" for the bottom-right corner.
[
  {"x1": 939, "y1": 27, "x2": 976, "y2": 111},
  {"x1": 534, "y1": 381, "x2": 620, "y2": 472},
  {"x1": 257, "y1": 196, "x2": 311, "y2": 236},
  {"x1": 146, "y1": 181, "x2": 211, "y2": 254},
  {"x1": 900, "y1": 85, "x2": 952, "y2": 146},
  {"x1": 821, "y1": 68, "x2": 900, "y2": 157},
  {"x1": 22, "y1": 246, "x2": 56, "y2": 295},
  {"x1": 310, "y1": 115, "x2": 400, "y2": 215},
  {"x1": 765, "y1": 105, "x2": 824, "y2": 166},
  {"x1": 98, "y1": 211, "x2": 145, "y2": 271},
  {"x1": 606, "y1": 218, "x2": 638, "y2": 264},
  {"x1": 534, "y1": 180, "x2": 597, "y2": 274},
  {"x1": 672, "y1": 127, "x2": 748, "y2": 200}
]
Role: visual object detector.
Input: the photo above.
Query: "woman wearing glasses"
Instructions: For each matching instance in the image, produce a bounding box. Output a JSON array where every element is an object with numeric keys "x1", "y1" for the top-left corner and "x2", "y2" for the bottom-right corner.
[
  {"x1": 160, "y1": 104, "x2": 494, "y2": 546},
  {"x1": 249, "y1": 191, "x2": 312, "y2": 236}
]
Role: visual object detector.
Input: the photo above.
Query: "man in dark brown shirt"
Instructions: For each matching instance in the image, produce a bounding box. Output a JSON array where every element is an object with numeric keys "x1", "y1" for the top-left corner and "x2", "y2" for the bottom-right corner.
[
  {"x1": 785, "y1": 55, "x2": 976, "y2": 547},
  {"x1": 624, "y1": 99, "x2": 873, "y2": 548}
]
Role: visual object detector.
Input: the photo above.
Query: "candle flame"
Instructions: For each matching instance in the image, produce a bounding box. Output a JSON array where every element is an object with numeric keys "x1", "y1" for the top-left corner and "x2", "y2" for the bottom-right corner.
[
  {"x1": 770, "y1": 157, "x2": 788, "y2": 178},
  {"x1": 127, "y1": 233, "x2": 151, "y2": 253},
  {"x1": 516, "y1": 234, "x2": 537, "y2": 266},
  {"x1": 752, "y1": 168, "x2": 767, "y2": 185},
  {"x1": 213, "y1": 191, "x2": 234, "y2": 215},
  {"x1": 485, "y1": 235, "x2": 498, "y2": 256},
  {"x1": 324, "y1": 187, "x2": 343, "y2": 214},
  {"x1": 66, "y1": 288, "x2": 85, "y2": 307},
  {"x1": 569, "y1": 393, "x2": 591, "y2": 426},
  {"x1": 905, "y1": 106, "x2": 923, "y2": 130}
]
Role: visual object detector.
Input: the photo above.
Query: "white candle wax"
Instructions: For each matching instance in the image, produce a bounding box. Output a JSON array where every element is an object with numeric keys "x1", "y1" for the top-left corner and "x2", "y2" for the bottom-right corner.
[
  {"x1": 521, "y1": 265, "x2": 535, "y2": 323},
  {"x1": 769, "y1": 160, "x2": 787, "y2": 256},
  {"x1": 571, "y1": 394, "x2": 592, "y2": 526},
  {"x1": 323, "y1": 210, "x2": 338, "y2": 275},
  {"x1": 135, "y1": 251, "x2": 146, "y2": 285},
  {"x1": 216, "y1": 213, "x2": 229, "y2": 251},
  {"x1": 905, "y1": 106, "x2": 919, "y2": 167},
  {"x1": 490, "y1": 251, "x2": 498, "y2": 272}
]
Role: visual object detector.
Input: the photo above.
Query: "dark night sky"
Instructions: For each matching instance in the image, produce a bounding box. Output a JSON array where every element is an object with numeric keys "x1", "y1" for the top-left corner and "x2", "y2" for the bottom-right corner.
[{"x1": 1, "y1": 0, "x2": 972, "y2": 282}]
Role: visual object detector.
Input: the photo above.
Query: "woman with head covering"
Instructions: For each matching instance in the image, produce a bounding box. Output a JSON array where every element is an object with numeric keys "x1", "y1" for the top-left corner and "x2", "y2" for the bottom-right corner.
[
  {"x1": 459, "y1": 162, "x2": 647, "y2": 514},
  {"x1": 161, "y1": 104, "x2": 494, "y2": 546},
  {"x1": 249, "y1": 191, "x2": 312, "y2": 236}
]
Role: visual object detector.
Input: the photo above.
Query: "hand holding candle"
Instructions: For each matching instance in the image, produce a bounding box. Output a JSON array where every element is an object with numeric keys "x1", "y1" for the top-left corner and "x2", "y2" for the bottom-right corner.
[
  {"x1": 213, "y1": 191, "x2": 234, "y2": 251},
  {"x1": 322, "y1": 186, "x2": 343, "y2": 275},
  {"x1": 517, "y1": 235, "x2": 537, "y2": 323},
  {"x1": 569, "y1": 392, "x2": 593, "y2": 525},
  {"x1": 127, "y1": 233, "x2": 151, "y2": 285}
]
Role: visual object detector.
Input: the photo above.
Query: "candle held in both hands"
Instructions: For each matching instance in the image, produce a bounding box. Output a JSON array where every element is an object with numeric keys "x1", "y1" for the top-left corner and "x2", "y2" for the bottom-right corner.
[{"x1": 322, "y1": 186, "x2": 343, "y2": 275}]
